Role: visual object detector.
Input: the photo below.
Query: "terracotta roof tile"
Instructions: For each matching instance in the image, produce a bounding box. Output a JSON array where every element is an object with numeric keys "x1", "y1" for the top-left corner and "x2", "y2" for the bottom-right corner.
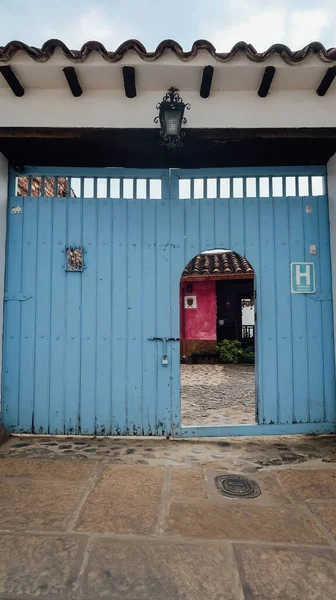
[
  {"x1": 182, "y1": 252, "x2": 254, "y2": 277},
  {"x1": 0, "y1": 39, "x2": 335, "y2": 65}
]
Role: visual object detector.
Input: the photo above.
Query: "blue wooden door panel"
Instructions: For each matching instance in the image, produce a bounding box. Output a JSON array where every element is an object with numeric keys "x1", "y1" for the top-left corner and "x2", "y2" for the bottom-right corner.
[
  {"x1": 142, "y1": 199, "x2": 158, "y2": 434},
  {"x1": 304, "y1": 196, "x2": 325, "y2": 422},
  {"x1": 274, "y1": 197, "x2": 294, "y2": 424},
  {"x1": 49, "y1": 197, "x2": 67, "y2": 434},
  {"x1": 19, "y1": 197, "x2": 38, "y2": 432},
  {"x1": 289, "y1": 196, "x2": 310, "y2": 423},
  {"x1": 64, "y1": 196, "x2": 82, "y2": 434},
  {"x1": 111, "y1": 197, "x2": 128, "y2": 434},
  {"x1": 33, "y1": 197, "x2": 53, "y2": 433},
  {"x1": 127, "y1": 197, "x2": 144, "y2": 435},
  {"x1": 259, "y1": 197, "x2": 278, "y2": 424},
  {"x1": 155, "y1": 180, "x2": 173, "y2": 436},
  {"x1": 95, "y1": 198, "x2": 113, "y2": 436},
  {"x1": 2, "y1": 167, "x2": 335, "y2": 436},
  {"x1": 80, "y1": 197, "x2": 98, "y2": 434}
]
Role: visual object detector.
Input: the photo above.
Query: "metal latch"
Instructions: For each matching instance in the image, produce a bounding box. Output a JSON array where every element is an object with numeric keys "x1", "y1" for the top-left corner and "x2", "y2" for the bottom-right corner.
[{"x1": 148, "y1": 337, "x2": 180, "y2": 367}]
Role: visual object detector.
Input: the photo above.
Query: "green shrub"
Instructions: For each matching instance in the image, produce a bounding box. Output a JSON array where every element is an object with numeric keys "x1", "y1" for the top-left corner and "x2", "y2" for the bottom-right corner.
[
  {"x1": 244, "y1": 351, "x2": 255, "y2": 363},
  {"x1": 216, "y1": 340, "x2": 245, "y2": 364}
]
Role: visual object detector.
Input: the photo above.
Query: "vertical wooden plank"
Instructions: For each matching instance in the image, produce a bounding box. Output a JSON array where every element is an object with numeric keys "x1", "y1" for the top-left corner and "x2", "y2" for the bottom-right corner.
[
  {"x1": 111, "y1": 196, "x2": 127, "y2": 435},
  {"x1": 64, "y1": 195, "x2": 82, "y2": 434},
  {"x1": 170, "y1": 172, "x2": 184, "y2": 429},
  {"x1": 243, "y1": 196, "x2": 259, "y2": 423},
  {"x1": 288, "y1": 196, "x2": 309, "y2": 423},
  {"x1": 184, "y1": 197, "x2": 201, "y2": 266},
  {"x1": 3, "y1": 190, "x2": 24, "y2": 432},
  {"x1": 274, "y1": 197, "x2": 294, "y2": 423},
  {"x1": 244, "y1": 197, "x2": 259, "y2": 285},
  {"x1": 229, "y1": 197, "x2": 245, "y2": 256},
  {"x1": 318, "y1": 194, "x2": 336, "y2": 422},
  {"x1": 80, "y1": 197, "x2": 97, "y2": 434},
  {"x1": 214, "y1": 197, "x2": 230, "y2": 249},
  {"x1": 33, "y1": 196, "x2": 53, "y2": 433},
  {"x1": 49, "y1": 196, "x2": 67, "y2": 434},
  {"x1": 126, "y1": 195, "x2": 143, "y2": 435},
  {"x1": 199, "y1": 195, "x2": 215, "y2": 252},
  {"x1": 305, "y1": 196, "x2": 325, "y2": 422},
  {"x1": 18, "y1": 197, "x2": 38, "y2": 432},
  {"x1": 155, "y1": 178, "x2": 172, "y2": 435},
  {"x1": 95, "y1": 198, "x2": 113, "y2": 435},
  {"x1": 259, "y1": 196, "x2": 278, "y2": 423},
  {"x1": 142, "y1": 195, "x2": 157, "y2": 434}
]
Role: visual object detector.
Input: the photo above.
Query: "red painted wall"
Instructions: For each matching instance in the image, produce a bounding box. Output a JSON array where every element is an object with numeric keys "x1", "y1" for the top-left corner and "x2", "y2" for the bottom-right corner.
[{"x1": 180, "y1": 281, "x2": 216, "y2": 340}]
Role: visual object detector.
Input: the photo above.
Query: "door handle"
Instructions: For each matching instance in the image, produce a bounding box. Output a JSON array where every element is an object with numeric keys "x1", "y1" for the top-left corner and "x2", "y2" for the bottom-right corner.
[{"x1": 148, "y1": 337, "x2": 180, "y2": 366}]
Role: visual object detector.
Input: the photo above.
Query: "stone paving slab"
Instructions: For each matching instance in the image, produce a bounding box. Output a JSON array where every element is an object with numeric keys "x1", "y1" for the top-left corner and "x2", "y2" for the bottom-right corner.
[
  {"x1": 80, "y1": 538, "x2": 244, "y2": 600},
  {"x1": 234, "y1": 544, "x2": 336, "y2": 600},
  {"x1": 0, "y1": 534, "x2": 85, "y2": 598},
  {"x1": 75, "y1": 465, "x2": 164, "y2": 534},
  {"x1": 0, "y1": 457, "x2": 94, "y2": 481},
  {"x1": 170, "y1": 468, "x2": 207, "y2": 500},
  {"x1": 167, "y1": 501, "x2": 328, "y2": 544},
  {"x1": 0, "y1": 479, "x2": 85, "y2": 531},
  {"x1": 308, "y1": 502, "x2": 336, "y2": 538},
  {"x1": 277, "y1": 469, "x2": 336, "y2": 500}
]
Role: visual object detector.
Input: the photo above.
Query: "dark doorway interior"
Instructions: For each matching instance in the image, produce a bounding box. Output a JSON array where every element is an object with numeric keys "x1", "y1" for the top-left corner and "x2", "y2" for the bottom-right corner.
[{"x1": 216, "y1": 279, "x2": 254, "y2": 349}]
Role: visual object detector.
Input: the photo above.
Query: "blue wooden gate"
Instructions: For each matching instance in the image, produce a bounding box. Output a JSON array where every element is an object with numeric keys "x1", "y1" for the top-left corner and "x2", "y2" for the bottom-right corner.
[{"x1": 2, "y1": 166, "x2": 335, "y2": 436}]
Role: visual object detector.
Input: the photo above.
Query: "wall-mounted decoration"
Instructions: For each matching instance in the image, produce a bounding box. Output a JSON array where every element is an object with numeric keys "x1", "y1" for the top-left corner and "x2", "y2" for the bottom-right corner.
[
  {"x1": 65, "y1": 247, "x2": 84, "y2": 272},
  {"x1": 184, "y1": 295, "x2": 197, "y2": 309}
]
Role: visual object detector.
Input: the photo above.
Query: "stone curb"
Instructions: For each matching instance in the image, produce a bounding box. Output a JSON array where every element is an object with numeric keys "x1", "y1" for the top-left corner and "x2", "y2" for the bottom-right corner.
[{"x1": 0, "y1": 425, "x2": 8, "y2": 445}]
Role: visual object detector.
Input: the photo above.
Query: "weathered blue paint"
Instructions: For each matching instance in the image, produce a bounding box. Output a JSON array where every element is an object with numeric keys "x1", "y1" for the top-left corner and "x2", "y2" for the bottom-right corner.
[
  {"x1": 178, "y1": 423, "x2": 336, "y2": 437},
  {"x1": 2, "y1": 166, "x2": 335, "y2": 436}
]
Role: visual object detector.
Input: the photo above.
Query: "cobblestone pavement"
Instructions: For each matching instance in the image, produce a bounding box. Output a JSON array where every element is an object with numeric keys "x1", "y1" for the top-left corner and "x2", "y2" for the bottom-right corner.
[
  {"x1": 0, "y1": 434, "x2": 336, "y2": 598},
  {"x1": 181, "y1": 364, "x2": 255, "y2": 425}
]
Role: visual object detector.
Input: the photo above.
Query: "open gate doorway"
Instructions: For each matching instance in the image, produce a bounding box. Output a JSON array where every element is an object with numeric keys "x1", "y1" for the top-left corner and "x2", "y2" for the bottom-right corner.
[{"x1": 180, "y1": 249, "x2": 257, "y2": 428}]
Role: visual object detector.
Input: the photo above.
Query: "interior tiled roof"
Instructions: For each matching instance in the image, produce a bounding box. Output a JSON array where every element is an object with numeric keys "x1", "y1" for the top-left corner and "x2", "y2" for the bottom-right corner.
[
  {"x1": 18, "y1": 176, "x2": 68, "y2": 197},
  {"x1": 0, "y1": 39, "x2": 335, "y2": 64},
  {"x1": 182, "y1": 252, "x2": 254, "y2": 277}
]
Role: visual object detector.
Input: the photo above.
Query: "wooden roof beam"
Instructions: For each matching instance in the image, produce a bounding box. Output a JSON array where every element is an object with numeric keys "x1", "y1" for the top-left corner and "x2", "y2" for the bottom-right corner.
[
  {"x1": 0, "y1": 66, "x2": 24, "y2": 97},
  {"x1": 316, "y1": 66, "x2": 336, "y2": 96},
  {"x1": 200, "y1": 65, "x2": 214, "y2": 98},
  {"x1": 257, "y1": 66, "x2": 276, "y2": 98},
  {"x1": 63, "y1": 67, "x2": 82, "y2": 97},
  {"x1": 122, "y1": 66, "x2": 136, "y2": 98}
]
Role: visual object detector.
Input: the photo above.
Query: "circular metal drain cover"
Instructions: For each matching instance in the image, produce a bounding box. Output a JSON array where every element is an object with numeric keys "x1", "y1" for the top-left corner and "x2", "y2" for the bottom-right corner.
[{"x1": 214, "y1": 474, "x2": 261, "y2": 499}]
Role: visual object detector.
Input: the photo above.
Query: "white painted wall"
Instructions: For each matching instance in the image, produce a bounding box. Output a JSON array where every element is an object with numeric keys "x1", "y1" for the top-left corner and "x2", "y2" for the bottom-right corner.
[
  {"x1": 0, "y1": 52, "x2": 335, "y2": 129},
  {"x1": 0, "y1": 88, "x2": 335, "y2": 129},
  {"x1": 0, "y1": 154, "x2": 8, "y2": 410}
]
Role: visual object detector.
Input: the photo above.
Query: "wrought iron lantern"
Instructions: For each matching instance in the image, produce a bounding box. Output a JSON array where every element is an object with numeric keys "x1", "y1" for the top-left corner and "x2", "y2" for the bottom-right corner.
[{"x1": 154, "y1": 87, "x2": 191, "y2": 149}]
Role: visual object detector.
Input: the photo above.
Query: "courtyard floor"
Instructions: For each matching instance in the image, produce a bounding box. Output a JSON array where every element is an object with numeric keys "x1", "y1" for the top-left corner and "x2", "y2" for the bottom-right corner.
[
  {"x1": 0, "y1": 434, "x2": 336, "y2": 598},
  {"x1": 181, "y1": 363, "x2": 255, "y2": 425}
]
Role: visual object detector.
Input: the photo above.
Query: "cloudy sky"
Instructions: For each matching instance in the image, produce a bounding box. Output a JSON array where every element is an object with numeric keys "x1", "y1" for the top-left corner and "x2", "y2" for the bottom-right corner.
[{"x1": 0, "y1": 0, "x2": 335, "y2": 52}]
